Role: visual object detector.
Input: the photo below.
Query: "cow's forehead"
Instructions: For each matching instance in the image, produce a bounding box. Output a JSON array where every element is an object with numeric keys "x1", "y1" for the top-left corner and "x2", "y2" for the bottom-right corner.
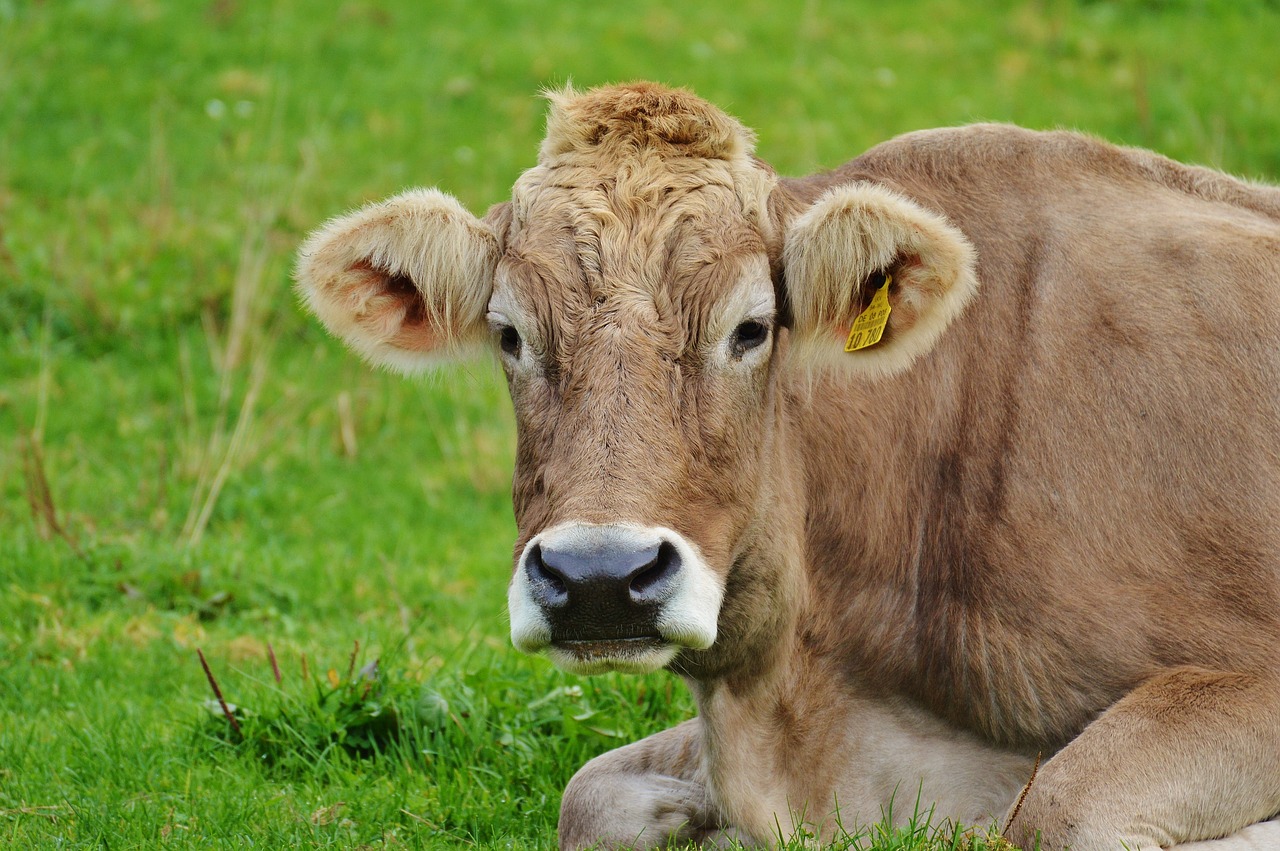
[
  {"x1": 509, "y1": 157, "x2": 759, "y2": 277},
  {"x1": 498, "y1": 163, "x2": 770, "y2": 344}
]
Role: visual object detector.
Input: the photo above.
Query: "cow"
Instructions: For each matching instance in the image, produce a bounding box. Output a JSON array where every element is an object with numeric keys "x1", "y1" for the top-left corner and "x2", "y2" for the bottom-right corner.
[{"x1": 294, "y1": 83, "x2": 1280, "y2": 850}]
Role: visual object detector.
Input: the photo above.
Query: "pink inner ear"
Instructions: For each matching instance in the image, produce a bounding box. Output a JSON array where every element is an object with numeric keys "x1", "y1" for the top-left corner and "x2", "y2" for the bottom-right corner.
[
  {"x1": 346, "y1": 261, "x2": 439, "y2": 353},
  {"x1": 384, "y1": 273, "x2": 426, "y2": 326},
  {"x1": 383, "y1": 273, "x2": 440, "y2": 352},
  {"x1": 892, "y1": 254, "x2": 932, "y2": 296},
  {"x1": 391, "y1": 320, "x2": 439, "y2": 352},
  {"x1": 826, "y1": 257, "x2": 925, "y2": 345}
]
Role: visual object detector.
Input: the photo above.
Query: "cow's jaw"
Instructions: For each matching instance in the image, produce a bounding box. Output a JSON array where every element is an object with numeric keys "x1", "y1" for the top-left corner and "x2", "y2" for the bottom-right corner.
[{"x1": 508, "y1": 522, "x2": 725, "y2": 675}]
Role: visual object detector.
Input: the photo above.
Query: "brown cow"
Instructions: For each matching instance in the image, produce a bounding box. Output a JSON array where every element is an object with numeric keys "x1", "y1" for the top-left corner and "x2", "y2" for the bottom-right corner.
[{"x1": 295, "y1": 83, "x2": 1280, "y2": 850}]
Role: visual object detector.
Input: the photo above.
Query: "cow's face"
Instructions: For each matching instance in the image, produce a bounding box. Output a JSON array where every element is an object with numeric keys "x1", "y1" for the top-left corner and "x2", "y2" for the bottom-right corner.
[
  {"x1": 493, "y1": 139, "x2": 781, "y2": 674},
  {"x1": 296, "y1": 84, "x2": 977, "y2": 676}
]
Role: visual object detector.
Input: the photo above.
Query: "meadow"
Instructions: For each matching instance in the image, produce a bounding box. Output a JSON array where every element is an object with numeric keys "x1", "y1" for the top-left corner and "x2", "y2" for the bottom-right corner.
[{"x1": 3, "y1": 0, "x2": 1279, "y2": 847}]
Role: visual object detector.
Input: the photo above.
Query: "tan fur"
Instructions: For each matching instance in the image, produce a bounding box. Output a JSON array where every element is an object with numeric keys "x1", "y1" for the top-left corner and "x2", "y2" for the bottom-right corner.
[
  {"x1": 531, "y1": 83, "x2": 778, "y2": 245},
  {"x1": 296, "y1": 84, "x2": 1280, "y2": 850},
  {"x1": 295, "y1": 188, "x2": 499, "y2": 373},
  {"x1": 783, "y1": 182, "x2": 978, "y2": 377},
  {"x1": 540, "y1": 83, "x2": 755, "y2": 164}
]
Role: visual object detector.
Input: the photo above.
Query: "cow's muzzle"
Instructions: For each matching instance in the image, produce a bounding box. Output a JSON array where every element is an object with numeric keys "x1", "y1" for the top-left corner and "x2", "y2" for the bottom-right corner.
[{"x1": 507, "y1": 523, "x2": 724, "y2": 674}]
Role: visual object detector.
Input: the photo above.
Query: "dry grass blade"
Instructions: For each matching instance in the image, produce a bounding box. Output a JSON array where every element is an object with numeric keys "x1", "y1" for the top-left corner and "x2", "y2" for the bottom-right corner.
[
  {"x1": 17, "y1": 299, "x2": 79, "y2": 552},
  {"x1": 179, "y1": 189, "x2": 282, "y2": 548},
  {"x1": 0, "y1": 804, "x2": 68, "y2": 822},
  {"x1": 337, "y1": 390, "x2": 358, "y2": 458},
  {"x1": 182, "y1": 331, "x2": 276, "y2": 548},
  {"x1": 346, "y1": 640, "x2": 360, "y2": 681},
  {"x1": 20, "y1": 435, "x2": 58, "y2": 541},
  {"x1": 1002, "y1": 751, "x2": 1042, "y2": 838},
  {"x1": 309, "y1": 802, "x2": 346, "y2": 826},
  {"x1": 179, "y1": 87, "x2": 308, "y2": 549},
  {"x1": 268, "y1": 642, "x2": 282, "y2": 684},
  {"x1": 197, "y1": 648, "x2": 243, "y2": 740},
  {"x1": 20, "y1": 434, "x2": 80, "y2": 556}
]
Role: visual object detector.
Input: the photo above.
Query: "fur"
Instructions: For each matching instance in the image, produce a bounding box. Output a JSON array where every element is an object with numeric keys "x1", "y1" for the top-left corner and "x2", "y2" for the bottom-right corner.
[
  {"x1": 295, "y1": 187, "x2": 498, "y2": 373},
  {"x1": 783, "y1": 181, "x2": 979, "y2": 377},
  {"x1": 296, "y1": 84, "x2": 1280, "y2": 851}
]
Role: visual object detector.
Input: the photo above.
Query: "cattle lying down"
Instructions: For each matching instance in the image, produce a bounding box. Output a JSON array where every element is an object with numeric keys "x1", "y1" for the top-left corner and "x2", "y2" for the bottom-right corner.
[{"x1": 295, "y1": 82, "x2": 1280, "y2": 850}]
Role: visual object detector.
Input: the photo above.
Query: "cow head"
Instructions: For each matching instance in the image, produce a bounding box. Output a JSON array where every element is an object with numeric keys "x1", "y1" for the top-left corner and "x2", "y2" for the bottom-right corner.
[{"x1": 296, "y1": 83, "x2": 976, "y2": 678}]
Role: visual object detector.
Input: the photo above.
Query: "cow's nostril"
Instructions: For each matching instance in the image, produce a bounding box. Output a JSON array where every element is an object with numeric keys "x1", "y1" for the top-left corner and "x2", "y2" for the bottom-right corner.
[
  {"x1": 522, "y1": 529, "x2": 698, "y2": 644},
  {"x1": 527, "y1": 544, "x2": 568, "y2": 597},
  {"x1": 629, "y1": 541, "x2": 680, "y2": 600}
]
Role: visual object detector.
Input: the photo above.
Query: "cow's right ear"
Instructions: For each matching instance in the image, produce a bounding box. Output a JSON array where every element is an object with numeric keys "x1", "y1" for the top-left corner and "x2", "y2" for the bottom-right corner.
[{"x1": 295, "y1": 189, "x2": 501, "y2": 374}]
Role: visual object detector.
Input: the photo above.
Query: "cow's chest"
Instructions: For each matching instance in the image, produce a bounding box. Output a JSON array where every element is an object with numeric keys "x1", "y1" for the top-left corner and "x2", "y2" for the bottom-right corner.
[{"x1": 807, "y1": 521, "x2": 1117, "y2": 750}]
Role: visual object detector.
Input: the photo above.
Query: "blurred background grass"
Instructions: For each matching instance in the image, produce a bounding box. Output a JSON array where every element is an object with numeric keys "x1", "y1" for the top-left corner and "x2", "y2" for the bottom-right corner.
[{"x1": 2, "y1": 0, "x2": 1279, "y2": 847}]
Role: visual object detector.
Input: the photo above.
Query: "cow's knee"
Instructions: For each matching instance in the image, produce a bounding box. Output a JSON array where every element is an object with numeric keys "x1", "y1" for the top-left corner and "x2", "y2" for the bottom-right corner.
[
  {"x1": 1004, "y1": 668, "x2": 1280, "y2": 851},
  {"x1": 558, "y1": 720, "x2": 734, "y2": 850},
  {"x1": 560, "y1": 753, "x2": 716, "y2": 849}
]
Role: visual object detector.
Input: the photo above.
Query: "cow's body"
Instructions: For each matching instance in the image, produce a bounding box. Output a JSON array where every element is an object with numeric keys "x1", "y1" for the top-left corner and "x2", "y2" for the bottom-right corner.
[
  {"x1": 296, "y1": 84, "x2": 1280, "y2": 850},
  {"x1": 791, "y1": 124, "x2": 1280, "y2": 749}
]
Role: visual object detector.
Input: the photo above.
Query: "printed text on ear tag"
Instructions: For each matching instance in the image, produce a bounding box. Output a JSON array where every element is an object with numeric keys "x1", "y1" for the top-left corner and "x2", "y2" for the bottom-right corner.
[{"x1": 844, "y1": 273, "x2": 893, "y2": 352}]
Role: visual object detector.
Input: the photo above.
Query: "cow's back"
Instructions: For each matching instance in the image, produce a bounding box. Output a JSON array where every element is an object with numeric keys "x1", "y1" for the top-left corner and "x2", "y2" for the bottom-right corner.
[{"x1": 788, "y1": 124, "x2": 1280, "y2": 748}]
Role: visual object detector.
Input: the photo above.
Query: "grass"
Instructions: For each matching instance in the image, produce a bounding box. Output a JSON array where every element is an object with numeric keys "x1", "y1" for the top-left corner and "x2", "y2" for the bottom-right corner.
[{"x1": 2, "y1": 0, "x2": 1278, "y2": 847}]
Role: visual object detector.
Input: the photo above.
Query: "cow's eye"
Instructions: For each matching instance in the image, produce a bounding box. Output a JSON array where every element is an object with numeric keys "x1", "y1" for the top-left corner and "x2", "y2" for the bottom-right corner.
[
  {"x1": 498, "y1": 325, "x2": 522, "y2": 358},
  {"x1": 731, "y1": 320, "x2": 770, "y2": 356}
]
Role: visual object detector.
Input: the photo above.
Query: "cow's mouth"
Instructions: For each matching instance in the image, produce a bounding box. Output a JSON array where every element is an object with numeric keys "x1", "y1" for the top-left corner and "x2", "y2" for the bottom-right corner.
[
  {"x1": 547, "y1": 636, "x2": 678, "y2": 675},
  {"x1": 556, "y1": 635, "x2": 664, "y2": 653}
]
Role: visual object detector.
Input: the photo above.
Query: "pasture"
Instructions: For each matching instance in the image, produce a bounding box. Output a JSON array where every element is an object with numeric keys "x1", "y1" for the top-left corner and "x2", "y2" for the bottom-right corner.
[{"x1": 3, "y1": 1, "x2": 1279, "y2": 847}]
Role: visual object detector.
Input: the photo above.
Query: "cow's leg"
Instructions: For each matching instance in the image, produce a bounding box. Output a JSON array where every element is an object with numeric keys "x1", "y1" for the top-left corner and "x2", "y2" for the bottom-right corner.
[
  {"x1": 1171, "y1": 817, "x2": 1280, "y2": 850},
  {"x1": 559, "y1": 717, "x2": 743, "y2": 850},
  {"x1": 1004, "y1": 667, "x2": 1280, "y2": 851}
]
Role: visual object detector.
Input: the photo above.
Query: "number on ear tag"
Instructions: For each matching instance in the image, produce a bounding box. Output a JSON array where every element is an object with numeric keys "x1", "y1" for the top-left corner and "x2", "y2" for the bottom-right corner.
[{"x1": 844, "y1": 273, "x2": 893, "y2": 352}]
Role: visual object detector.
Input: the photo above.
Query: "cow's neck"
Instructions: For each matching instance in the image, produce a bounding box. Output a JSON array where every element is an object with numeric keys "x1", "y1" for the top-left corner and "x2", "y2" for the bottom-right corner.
[
  {"x1": 688, "y1": 639, "x2": 852, "y2": 840},
  {"x1": 686, "y1": 596, "x2": 1033, "y2": 843}
]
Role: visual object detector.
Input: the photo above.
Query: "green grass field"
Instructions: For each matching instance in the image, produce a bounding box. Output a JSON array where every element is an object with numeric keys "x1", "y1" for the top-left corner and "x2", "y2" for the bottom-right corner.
[{"x1": 3, "y1": 0, "x2": 1280, "y2": 847}]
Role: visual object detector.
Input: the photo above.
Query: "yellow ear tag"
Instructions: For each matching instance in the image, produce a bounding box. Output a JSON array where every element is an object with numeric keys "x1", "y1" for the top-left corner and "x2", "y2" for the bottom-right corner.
[{"x1": 843, "y1": 273, "x2": 893, "y2": 352}]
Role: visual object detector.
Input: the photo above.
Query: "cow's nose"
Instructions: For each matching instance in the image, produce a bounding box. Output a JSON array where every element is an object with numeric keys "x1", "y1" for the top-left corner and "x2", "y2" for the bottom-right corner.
[{"x1": 524, "y1": 535, "x2": 681, "y2": 639}]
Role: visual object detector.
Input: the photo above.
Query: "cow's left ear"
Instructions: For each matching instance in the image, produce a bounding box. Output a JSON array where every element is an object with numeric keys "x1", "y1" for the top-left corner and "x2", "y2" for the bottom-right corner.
[{"x1": 782, "y1": 182, "x2": 978, "y2": 377}]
